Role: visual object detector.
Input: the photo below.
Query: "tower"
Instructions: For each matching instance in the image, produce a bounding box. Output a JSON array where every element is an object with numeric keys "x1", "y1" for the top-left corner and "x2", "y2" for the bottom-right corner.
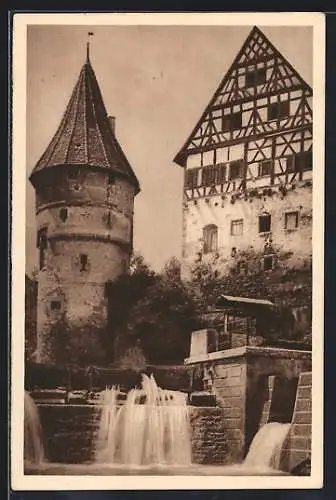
[
  {"x1": 174, "y1": 27, "x2": 312, "y2": 333},
  {"x1": 29, "y1": 45, "x2": 140, "y2": 366}
]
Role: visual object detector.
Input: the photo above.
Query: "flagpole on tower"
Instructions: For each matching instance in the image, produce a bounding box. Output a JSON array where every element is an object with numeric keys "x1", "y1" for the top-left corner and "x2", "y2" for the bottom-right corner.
[{"x1": 86, "y1": 31, "x2": 94, "y2": 62}]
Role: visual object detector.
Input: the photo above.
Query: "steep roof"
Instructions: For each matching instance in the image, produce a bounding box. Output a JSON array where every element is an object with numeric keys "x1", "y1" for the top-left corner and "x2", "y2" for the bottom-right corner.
[
  {"x1": 174, "y1": 26, "x2": 312, "y2": 167},
  {"x1": 30, "y1": 53, "x2": 140, "y2": 193}
]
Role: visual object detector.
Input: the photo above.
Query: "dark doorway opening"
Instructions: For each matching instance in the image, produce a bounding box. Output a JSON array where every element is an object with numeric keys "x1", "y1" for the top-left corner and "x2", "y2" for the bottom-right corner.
[{"x1": 268, "y1": 376, "x2": 299, "y2": 424}]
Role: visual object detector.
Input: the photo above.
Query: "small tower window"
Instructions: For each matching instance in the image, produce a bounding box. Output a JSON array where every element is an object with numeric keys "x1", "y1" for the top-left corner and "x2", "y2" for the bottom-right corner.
[
  {"x1": 108, "y1": 172, "x2": 115, "y2": 185},
  {"x1": 79, "y1": 254, "x2": 88, "y2": 272},
  {"x1": 203, "y1": 224, "x2": 218, "y2": 254},
  {"x1": 68, "y1": 168, "x2": 80, "y2": 180},
  {"x1": 104, "y1": 211, "x2": 112, "y2": 227},
  {"x1": 59, "y1": 208, "x2": 68, "y2": 222},
  {"x1": 259, "y1": 214, "x2": 271, "y2": 233},
  {"x1": 37, "y1": 228, "x2": 48, "y2": 270}
]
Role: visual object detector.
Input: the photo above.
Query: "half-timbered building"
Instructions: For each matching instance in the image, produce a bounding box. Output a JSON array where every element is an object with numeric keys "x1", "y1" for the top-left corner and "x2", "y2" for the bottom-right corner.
[{"x1": 174, "y1": 26, "x2": 313, "y2": 293}]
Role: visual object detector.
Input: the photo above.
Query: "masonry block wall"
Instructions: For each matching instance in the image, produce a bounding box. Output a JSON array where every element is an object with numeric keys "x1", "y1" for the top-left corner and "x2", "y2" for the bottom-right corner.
[
  {"x1": 212, "y1": 360, "x2": 246, "y2": 462},
  {"x1": 280, "y1": 371, "x2": 312, "y2": 473},
  {"x1": 36, "y1": 404, "x2": 230, "y2": 466},
  {"x1": 34, "y1": 369, "x2": 312, "y2": 470},
  {"x1": 37, "y1": 404, "x2": 101, "y2": 464},
  {"x1": 189, "y1": 407, "x2": 229, "y2": 465},
  {"x1": 185, "y1": 346, "x2": 312, "y2": 463}
]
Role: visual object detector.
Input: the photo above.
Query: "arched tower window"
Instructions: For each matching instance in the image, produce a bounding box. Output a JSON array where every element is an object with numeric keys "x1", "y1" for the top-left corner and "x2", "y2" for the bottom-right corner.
[{"x1": 203, "y1": 224, "x2": 218, "y2": 254}]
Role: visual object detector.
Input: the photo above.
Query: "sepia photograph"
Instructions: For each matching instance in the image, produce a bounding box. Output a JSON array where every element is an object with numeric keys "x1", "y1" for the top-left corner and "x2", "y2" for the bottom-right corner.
[{"x1": 11, "y1": 12, "x2": 325, "y2": 490}]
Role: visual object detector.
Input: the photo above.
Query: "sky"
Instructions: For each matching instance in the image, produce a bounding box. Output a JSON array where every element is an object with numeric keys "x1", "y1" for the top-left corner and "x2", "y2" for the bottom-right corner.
[{"x1": 26, "y1": 24, "x2": 312, "y2": 275}]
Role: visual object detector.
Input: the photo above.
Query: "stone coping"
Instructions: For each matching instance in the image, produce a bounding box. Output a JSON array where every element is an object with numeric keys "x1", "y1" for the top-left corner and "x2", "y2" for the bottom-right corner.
[
  {"x1": 184, "y1": 346, "x2": 312, "y2": 365},
  {"x1": 36, "y1": 403, "x2": 218, "y2": 410}
]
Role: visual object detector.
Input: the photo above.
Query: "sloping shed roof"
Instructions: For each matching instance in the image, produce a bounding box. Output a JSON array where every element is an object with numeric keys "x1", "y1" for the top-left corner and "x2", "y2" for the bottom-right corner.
[{"x1": 216, "y1": 294, "x2": 275, "y2": 309}]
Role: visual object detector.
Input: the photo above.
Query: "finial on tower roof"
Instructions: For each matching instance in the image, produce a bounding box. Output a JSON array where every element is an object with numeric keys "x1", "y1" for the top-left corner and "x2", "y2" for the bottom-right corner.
[{"x1": 86, "y1": 31, "x2": 94, "y2": 62}]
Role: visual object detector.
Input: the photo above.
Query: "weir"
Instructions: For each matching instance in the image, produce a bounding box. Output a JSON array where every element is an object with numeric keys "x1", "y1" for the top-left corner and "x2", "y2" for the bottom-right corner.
[
  {"x1": 23, "y1": 372, "x2": 302, "y2": 475},
  {"x1": 95, "y1": 374, "x2": 191, "y2": 466}
]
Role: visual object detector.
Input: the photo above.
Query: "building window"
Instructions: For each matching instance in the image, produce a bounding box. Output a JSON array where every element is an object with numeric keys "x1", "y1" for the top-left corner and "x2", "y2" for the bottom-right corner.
[
  {"x1": 185, "y1": 168, "x2": 199, "y2": 189},
  {"x1": 68, "y1": 168, "x2": 80, "y2": 180},
  {"x1": 202, "y1": 166, "x2": 215, "y2": 186},
  {"x1": 222, "y1": 112, "x2": 242, "y2": 132},
  {"x1": 203, "y1": 224, "x2": 218, "y2": 254},
  {"x1": 37, "y1": 228, "x2": 48, "y2": 270},
  {"x1": 229, "y1": 160, "x2": 244, "y2": 180},
  {"x1": 50, "y1": 300, "x2": 61, "y2": 311},
  {"x1": 285, "y1": 211, "x2": 299, "y2": 230},
  {"x1": 231, "y1": 219, "x2": 244, "y2": 236},
  {"x1": 296, "y1": 151, "x2": 313, "y2": 171},
  {"x1": 258, "y1": 160, "x2": 272, "y2": 177},
  {"x1": 59, "y1": 208, "x2": 68, "y2": 222},
  {"x1": 237, "y1": 260, "x2": 248, "y2": 274},
  {"x1": 201, "y1": 164, "x2": 227, "y2": 186},
  {"x1": 79, "y1": 254, "x2": 88, "y2": 272},
  {"x1": 286, "y1": 151, "x2": 312, "y2": 173},
  {"x1": 245, "y1": 68, "x2": 266, "y2": 88},
  {"x1": 267, "y1": 100, "x2": 289, "y2": 121},
  {"x1": 215, "y1": 163, "x2": 227, "y2": 184},
  {"x1": 263, "y1": 255, "x2": 273, "y2": 271},
  {"x1": 259, "y1": 214, "x2": 271, "y2": 233}
]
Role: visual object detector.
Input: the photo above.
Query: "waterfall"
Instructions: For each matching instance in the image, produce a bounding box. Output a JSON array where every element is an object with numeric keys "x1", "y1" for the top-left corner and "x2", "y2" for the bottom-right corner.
[
  {"x1": 24, "y1": 391, "x2": 45, "y2": 464},
  {"x1": 243, "y1": 422, "x2": 291, "y2": 470},
  {"x1": 95, "y1": 374, "x2": 192, "y2": 466}
]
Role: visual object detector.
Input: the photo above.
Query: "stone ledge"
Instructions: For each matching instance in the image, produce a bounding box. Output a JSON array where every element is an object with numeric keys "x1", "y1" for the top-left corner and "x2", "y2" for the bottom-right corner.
[{"x1": 185, "y1": 346, "x2": 311, "y2": 365}]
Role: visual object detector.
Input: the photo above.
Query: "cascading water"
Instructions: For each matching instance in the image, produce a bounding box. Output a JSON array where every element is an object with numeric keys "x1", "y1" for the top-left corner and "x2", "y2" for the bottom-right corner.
[
  {"x1": 24, "y1": 391, "x2": 45, "y2": 464},
  {"x1": 95, "y1": 374, "x2": 192, "y2": 466},
  {"x1": 243, "y1": 422, "x2": 291, "y2": 470}
]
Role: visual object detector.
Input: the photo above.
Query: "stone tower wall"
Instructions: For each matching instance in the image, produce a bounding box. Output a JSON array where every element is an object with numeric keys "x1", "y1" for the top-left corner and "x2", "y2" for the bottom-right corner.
[{"x1": 34, "y1": 168, "x2": 135, "y2": 365}]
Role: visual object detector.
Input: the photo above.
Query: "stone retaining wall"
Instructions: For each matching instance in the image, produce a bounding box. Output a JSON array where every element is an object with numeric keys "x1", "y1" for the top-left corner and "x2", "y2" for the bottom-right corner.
[
  {"x1": 36, "y1": 366, "x2": 312, "y2": 472},
  {"x1": 189, "y1": 407, "x2": 230, "y2": 465},
  {"x1": 38, "y1": 404, "x2": 100, "y2": 463},
  {"x1": 212, "y1": 361, "x2": 246, "y2": 462},
  {"x1": 37, "y1": 404, "x2": 230, "y2": 466}
]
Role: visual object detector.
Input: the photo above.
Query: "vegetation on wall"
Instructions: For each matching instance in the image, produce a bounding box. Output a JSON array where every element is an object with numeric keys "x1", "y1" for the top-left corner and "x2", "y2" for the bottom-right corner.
[
  {"x1": 106, "y1": 254, "x2": 202, "y2": 365},
  {"x1": 25, "y1": 274, "x2": 38, "y2": 361}
]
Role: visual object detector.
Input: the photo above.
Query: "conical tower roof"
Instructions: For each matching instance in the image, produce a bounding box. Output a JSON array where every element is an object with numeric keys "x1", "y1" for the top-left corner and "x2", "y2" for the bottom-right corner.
[{"x1": 29, "y1": 51, "x2": 140, "y2": 193}]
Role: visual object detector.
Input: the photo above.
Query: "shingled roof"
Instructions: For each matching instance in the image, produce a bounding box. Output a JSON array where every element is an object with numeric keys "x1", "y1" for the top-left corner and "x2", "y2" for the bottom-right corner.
[{"x1": 29, "y1": 53, "x2": 140, "y2": 193}]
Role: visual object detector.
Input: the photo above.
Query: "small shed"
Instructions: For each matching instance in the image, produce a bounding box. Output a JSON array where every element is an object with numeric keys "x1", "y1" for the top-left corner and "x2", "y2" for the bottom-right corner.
[{"x1": 205, "y1": 294, "x2": 276, "y2": 350}]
